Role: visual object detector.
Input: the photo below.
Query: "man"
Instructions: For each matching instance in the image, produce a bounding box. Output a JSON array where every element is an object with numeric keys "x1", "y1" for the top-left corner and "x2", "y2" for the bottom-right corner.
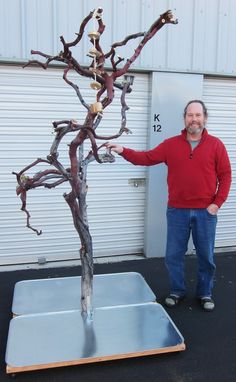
[{"x1": 106, "y1": 100, "x2": 231, "y2": 312}]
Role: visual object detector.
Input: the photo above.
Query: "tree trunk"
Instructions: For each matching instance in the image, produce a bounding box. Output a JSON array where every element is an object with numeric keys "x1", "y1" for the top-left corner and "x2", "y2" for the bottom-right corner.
[{"x1": 64, "y1": 182, "x2": 93, "y2": 320}]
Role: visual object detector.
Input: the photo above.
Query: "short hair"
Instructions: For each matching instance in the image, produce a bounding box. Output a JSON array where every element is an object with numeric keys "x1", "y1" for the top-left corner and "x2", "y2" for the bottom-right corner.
[{"x1": 183, "y1": 100, "x2": 208, "y2": 118}]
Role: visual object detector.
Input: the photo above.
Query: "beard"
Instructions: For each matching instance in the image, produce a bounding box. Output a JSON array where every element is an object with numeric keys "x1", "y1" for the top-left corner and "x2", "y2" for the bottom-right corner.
[{"x1": 186, "y1": 124, "x2": 204, "y2": 136}]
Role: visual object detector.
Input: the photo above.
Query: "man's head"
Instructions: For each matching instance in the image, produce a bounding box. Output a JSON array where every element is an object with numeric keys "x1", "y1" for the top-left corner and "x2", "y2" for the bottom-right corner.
[{"x1": 184, "y1": 100, "x2": 208, "y2": 139}]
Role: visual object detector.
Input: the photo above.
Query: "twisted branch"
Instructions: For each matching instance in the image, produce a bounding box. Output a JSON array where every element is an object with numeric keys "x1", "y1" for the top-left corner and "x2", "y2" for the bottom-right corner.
[{"x1": 14, "y1": 8, "x2": 177, "y2": 318}]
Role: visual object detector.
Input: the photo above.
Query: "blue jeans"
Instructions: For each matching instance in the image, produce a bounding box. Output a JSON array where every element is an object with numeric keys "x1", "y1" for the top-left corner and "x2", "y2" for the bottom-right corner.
[{"x1": 165, "y1": 207, "x2": 217, "y2": 298}]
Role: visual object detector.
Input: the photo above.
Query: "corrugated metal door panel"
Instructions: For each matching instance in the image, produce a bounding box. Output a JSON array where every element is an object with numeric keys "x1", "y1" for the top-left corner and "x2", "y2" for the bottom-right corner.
[
  {"x1": 0, "y1": 65, "x2": 150, "y2": 264},
  {"x1": 203, "y1": 77, "x2": 236, "y2": 248}
]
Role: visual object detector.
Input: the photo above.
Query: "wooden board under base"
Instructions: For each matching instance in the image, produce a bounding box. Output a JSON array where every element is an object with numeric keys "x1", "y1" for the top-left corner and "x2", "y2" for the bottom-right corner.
[
  {"x1": 6, "y1": 343, "x2": 185, "y2": 374},
  {"x1": 6, "y1": 303, "x2": 185, "y2": 374}
]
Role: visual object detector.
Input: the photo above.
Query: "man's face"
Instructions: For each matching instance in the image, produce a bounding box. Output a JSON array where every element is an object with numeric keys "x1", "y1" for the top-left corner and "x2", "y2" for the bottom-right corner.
[{"x1": 184, "y1": 102, "x2": 207, "y2": 136}]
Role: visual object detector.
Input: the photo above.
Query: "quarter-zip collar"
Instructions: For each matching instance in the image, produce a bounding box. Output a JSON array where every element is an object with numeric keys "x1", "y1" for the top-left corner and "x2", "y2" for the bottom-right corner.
[
  {"x1": 181, "y1": 128, "x2": 208, "y2": 159},
  {"x1": 181, "y1": 127, "x2": 208, "y2": 142}
]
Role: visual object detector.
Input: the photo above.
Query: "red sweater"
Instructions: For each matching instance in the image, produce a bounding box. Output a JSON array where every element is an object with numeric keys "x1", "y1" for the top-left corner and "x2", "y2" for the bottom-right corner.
[{"x1": 121, "y1": 129, "x2": 231, "y2": 208}]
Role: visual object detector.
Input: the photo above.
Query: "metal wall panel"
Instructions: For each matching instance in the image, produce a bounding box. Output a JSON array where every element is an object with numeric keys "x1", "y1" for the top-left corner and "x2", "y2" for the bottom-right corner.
[
  {"x1": 0, "y1": 65, "x2": 150, "y2": 264},
  {"x1": 1, "y1": 0, "x2": 236, "y2": 75},
  {"x1": 0, "y1": 0, "x2": 22, "y2": 59},
  {"x1": 145, "y1": 72, "x2": 203, "y2": 258},
  {"x1": 203, "y1": 77, "x2": 236, "y2": 247}
]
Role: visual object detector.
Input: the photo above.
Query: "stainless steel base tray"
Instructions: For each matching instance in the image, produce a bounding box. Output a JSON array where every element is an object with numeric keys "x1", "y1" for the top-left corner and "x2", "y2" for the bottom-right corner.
[
  {"x1": 12, "y1": 272, "x2": 156, "y2": 316},
  {"x1": 6, "y1": 303, "x2": 185, "y2": 373}
]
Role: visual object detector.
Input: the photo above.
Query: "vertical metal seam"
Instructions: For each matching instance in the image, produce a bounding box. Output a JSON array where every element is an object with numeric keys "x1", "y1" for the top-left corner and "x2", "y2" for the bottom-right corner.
[
  {"x1": 52, "y1": 0, "x2": 58, "y2": 55},
  {"x1": 190, "y1": 0, "x2": 196, "y2": 71},
  {"x1": 20, "y1": 0, "x2": 26, "y2": 58},
  {"x1": 215, "y1": 0, "x2": 221, "y2": 73}
]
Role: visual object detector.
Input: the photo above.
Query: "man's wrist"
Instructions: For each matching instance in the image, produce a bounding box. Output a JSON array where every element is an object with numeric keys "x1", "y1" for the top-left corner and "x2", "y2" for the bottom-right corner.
[{"x1": 207, "y1": 204, "x2": 219, "y2": 215}]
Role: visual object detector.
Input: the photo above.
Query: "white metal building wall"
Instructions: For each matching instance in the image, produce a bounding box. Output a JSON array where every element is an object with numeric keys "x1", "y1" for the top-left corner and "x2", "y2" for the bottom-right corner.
[
  {"x1": 203, "y1": 77, "x2": 236, "y2": 248},
  {"x1": 1, "y1": 0, "x2": 236, "y2": 76},
  {"x1": 0, "y1": 65, "x2": 150, "y2": 265}
]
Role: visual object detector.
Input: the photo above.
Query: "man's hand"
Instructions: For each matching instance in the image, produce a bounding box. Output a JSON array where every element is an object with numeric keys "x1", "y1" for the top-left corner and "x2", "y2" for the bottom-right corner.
[
  {"x1": 105, "y1": 143, "x2": 124, "y2": 154},
  {"x1": 207, "y1": 204, "x2": 219, "y2": 215}
]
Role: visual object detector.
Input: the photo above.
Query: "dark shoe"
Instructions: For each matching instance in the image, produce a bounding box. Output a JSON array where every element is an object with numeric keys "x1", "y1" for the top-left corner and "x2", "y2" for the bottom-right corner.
[
  {"x1": 164, "y1": 294, "x2": 184, "y2": 308},
  {"x1": 199, "y1": 297, "x2": 215, "y2": 312}
]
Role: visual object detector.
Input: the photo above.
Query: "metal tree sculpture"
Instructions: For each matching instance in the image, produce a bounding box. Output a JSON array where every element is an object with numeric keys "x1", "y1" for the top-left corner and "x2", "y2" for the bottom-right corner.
[{"x1": 13, "y1": 8, "x2": 177, "y2": 319}]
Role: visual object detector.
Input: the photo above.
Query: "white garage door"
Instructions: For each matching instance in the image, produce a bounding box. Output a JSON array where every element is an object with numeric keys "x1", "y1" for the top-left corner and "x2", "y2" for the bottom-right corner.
[
  {"x1": 0, "y1": 65, "x2": 150, "y2": 265},
  {"x1": 203, "y1": 76, "x2": 236, "y2": 248}
]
